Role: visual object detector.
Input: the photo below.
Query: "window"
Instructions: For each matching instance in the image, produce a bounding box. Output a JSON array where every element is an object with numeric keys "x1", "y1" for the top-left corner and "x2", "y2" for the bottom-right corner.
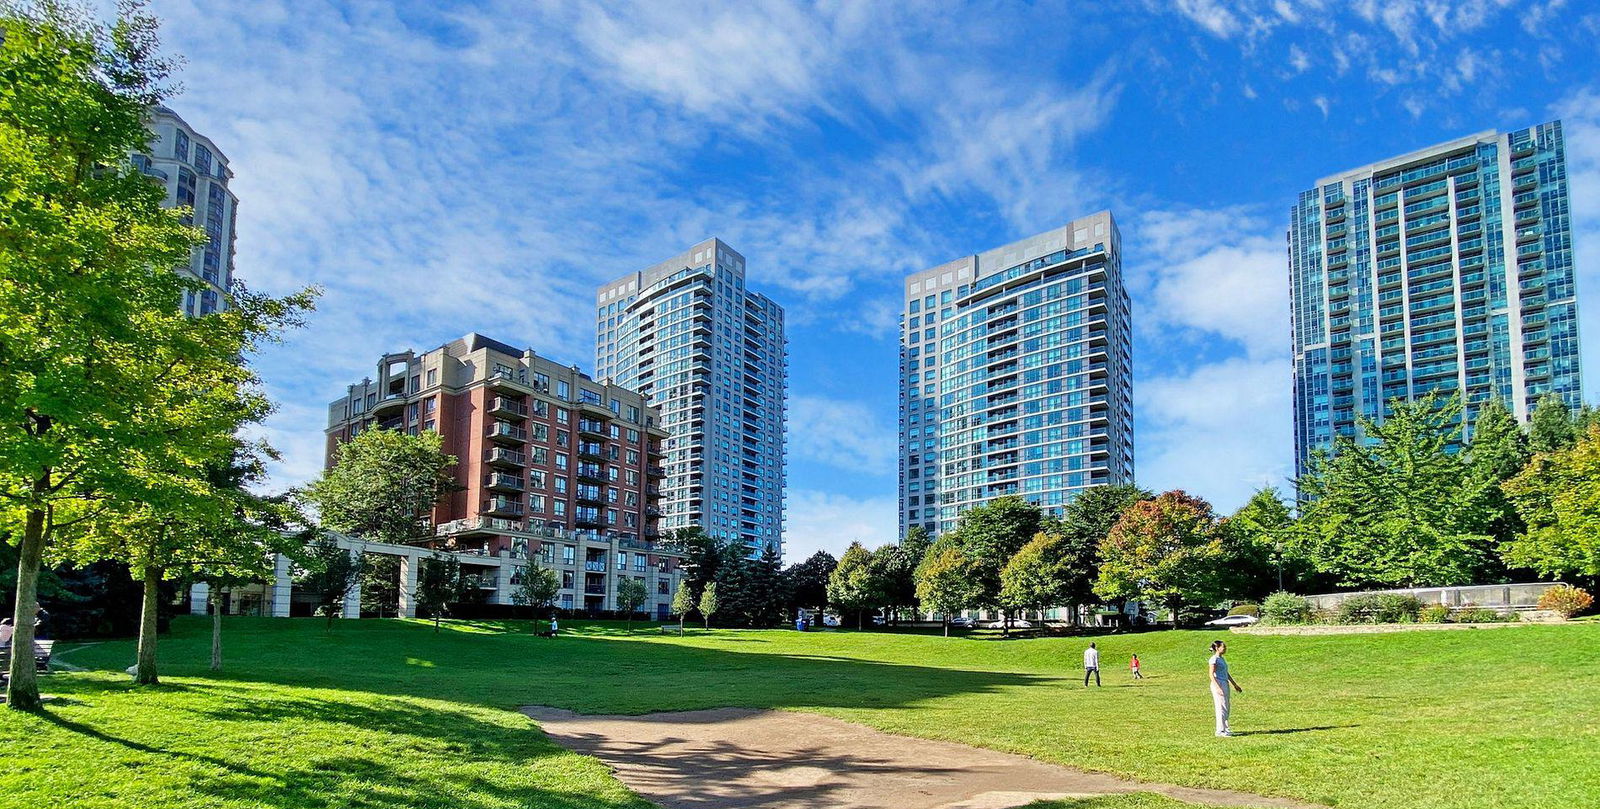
[
  {"x1": 529, "y1": 494, "x2": 546, "y2": 512},
  {"x1": 554, "y1": 477, "x2": 567, "y2": 494},
  {"x1": 555, "y1": 407, "x2": 569, "y2": 422},
  {"x1": 562, "y1": 571, "x2": 575, "y2": 589},
  {"x1": 553, "y1": 500, "x2": 566, "y2": 516},
  {"x1": 555, "y1": 453, "x2": 568, "y2": 470},
  {"x1": 558, "y1": 381, "x2": 570, "y2": 400},
  {"x1": 562, "y1": 545, "x2": 575, "y2": 564},
  {"x1": 616, "y1": 552, "x2": 627, "y2": 570},
  {"x1": 426, "y1": 369, "x2": 436, "y2": 386},
  {"x1": 425, "y1": 398, "x2": 436, "y2": 412},
  {"x1": 422, "y1": 419, "x2": 435, "y2": 431},
  {"x1": 627, "y1": 405, "x2": 639, "y2": 421},
  {"x1": 658, "y1": 580, "x2": 669, "y2": 595},
  {"x1": 529, "y1": 470, "x2": 545, "y2": 489},
  {"x1": 610, "y1": 398, "x2": 621, "y2": 413}
]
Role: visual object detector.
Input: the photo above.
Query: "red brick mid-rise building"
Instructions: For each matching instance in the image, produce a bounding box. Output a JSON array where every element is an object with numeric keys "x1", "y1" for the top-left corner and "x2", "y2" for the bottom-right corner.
[{"x1": 325, "y1": 333, "x2": 681, "y2": 616}]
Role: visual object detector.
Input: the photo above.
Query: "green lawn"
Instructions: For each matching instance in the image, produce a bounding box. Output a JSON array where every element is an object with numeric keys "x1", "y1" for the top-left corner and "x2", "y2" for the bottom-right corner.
[{"x1": 3, "y1": 617, "x2": 1596, "y2": 808}]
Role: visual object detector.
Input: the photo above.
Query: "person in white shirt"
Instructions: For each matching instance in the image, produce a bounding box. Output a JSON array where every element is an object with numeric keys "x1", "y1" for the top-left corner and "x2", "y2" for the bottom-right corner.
[
  {"x1": 0, "y1": 617, "x2": 13, "y2": 649},
  {"x1": 1208, "y1": 640, "x2": 1243, "y2": 737},
  {"x1": 1082, "y1": 642, "x2": 1101, "y2": 687}
]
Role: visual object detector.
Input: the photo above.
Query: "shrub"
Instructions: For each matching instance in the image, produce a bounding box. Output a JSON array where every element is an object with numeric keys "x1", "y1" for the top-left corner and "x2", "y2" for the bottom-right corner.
[
  {"x1": 1419, "y1": 603, "x2": 1450, "y2": 623},
  {"x1": 1536, "y1": 585, "x2": 1594, "y2": 619},
  {"x1": 1454, "y1": 606, "x2": 1505, "y2": 624},
  {"x1": 1260, "y1": 591, "x2": 1310, "y2": 625},
  {"x1": 1336, "y1": 593, "x2": 1423, "y2": 624},
  {"x1": 1228, "y1": 603, "x2": 1260, "y2": 617}
]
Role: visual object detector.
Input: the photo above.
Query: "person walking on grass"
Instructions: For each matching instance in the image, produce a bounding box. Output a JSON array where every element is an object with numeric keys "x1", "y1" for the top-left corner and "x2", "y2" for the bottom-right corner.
[
  {"x1": 1130, "y1": 653, "x2": 1143, "y2": 680},
  {"x1": 1083, "y1": 642, "x2": 1101, "y2": 687},
  {"x1": 1208, "y1": 640, "x2": 1243, "y2": 737},
  {"x1": 0, "y1": 617, "x2": 13, "y2": 649}
]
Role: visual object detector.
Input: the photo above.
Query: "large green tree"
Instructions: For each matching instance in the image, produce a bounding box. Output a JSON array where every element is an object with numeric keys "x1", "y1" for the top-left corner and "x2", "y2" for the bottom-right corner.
[
  {"x1": 999, "y1": 532, "x2": 1073, "y2": 623},
  {"x1": 305, "y1": 429, "x2": 459, "y2": 546},
  {"x1": 1221, "y1": 487, "x2": 1300, "y2": 598},
  {"x1": 914, "y1": 535, "x2": 981, "y2": 636},
  {"x1": 871, "y1": 528, "x2": 930, "y2": 624},
  {"x1": 1502, "y1": 423, "x2": 1600, "y2": 582},
  {"x1": 827, "y1": 541, "x2": 882, "y2": 628},
  {"x1": 782, "y1": 550, "x2": 836, "y2": 618},
  {"x1": 0, "y1": 0, "x2": 313, "y2": 709},
  {"x1": 1094, "y1": 490, "x2": 1227, "y2": 623},
  {"x1": 415, "y1": 553, "x2": 462, "y2": 632},
  {"x1": 1054, "y1": 484, "x2": 1149, "y2": 621},
  {"x1": 1528, "y1": 394, "x2": 1579, "y2": 454},
  {"x1": 946, "y1": 496, "x2": 1050, "y2": 625},
  {"x1": 1467, "y1": 398, "x2": 1532, "y2": 549},
  {"x1": 1295, "y1": 394, "x2": 1497, "y2": 588}
]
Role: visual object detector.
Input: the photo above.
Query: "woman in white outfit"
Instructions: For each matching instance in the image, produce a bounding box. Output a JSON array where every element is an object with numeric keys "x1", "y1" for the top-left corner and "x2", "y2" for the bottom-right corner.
[{"x1": 1208, "y1": 640, "x2": 1243, "y2": 737}]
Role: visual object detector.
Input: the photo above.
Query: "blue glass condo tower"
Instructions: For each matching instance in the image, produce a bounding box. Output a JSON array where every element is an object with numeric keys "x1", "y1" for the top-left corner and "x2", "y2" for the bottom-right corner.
[
  {"x1": 1289, "y1": 122, "x2": 1582, "y2": 478},
  {"x1": 597, "y1": 239, "x2": 787, "y2": 558},
  {"x1": 899, "y1": 212, "x2": 1135, "y2": 538}
]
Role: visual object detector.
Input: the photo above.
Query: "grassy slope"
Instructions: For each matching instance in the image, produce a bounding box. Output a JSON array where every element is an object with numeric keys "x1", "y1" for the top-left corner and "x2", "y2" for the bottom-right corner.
[{"x1": 5, "y1": 617, "x2": 1598, "y2": 808}]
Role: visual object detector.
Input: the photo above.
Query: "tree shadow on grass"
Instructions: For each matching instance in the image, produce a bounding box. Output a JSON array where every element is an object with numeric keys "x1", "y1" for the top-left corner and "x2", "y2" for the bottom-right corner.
[
  {"x1": 1231, "y1": 725, "x2": 1358, "y2": 737},
  {"x1": 28, "y1": 677, "x2": 651, "y2": 809}
]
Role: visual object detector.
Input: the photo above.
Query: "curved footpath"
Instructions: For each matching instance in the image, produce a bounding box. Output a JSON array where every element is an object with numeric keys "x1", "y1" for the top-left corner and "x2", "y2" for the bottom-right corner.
[{"x1": 523, "y1": 706, "x2": 1322, "y2": 809}]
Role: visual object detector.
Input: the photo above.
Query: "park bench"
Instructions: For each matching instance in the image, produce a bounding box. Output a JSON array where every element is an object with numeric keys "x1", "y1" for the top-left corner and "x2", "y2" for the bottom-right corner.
[
  {"x1": 0, "y1": 640, "x2": 55, "y2": 684},
  {"x1": 659, "y1": 625, "x2": 683, "y2": 635}
]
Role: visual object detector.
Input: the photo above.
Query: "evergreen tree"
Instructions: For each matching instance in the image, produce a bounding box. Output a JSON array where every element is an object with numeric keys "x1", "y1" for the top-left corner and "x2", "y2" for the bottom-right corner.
[{"x1": 870, "y1": 530, "x2": 929, "y2": 624}]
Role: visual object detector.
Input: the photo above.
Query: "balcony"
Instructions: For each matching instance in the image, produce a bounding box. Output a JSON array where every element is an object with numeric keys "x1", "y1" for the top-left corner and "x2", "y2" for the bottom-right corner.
[
  {"x1": 372, "y1": 392, "x2": 407, "y2": 416},
  {"x1": 487, "y1": 370, "x2": 525, "y2": 392},
  {"x1": 584, "y1": 561, "x2": 606, "y2": 573},
  {"x1": 646, "y1": 465, "x2": 666, "y2": 477},
  {"x1": 583, "y1": 585, "x2": 606, "y2": 595},
  {"x1": 435, "y1": 515, "x2": 526, "y2": 536},
  {"x1": 487, "y1": 396, "x2": 528, "y2": 418},
  {"x1": 578, "y1": 442, "x2": 606, "y2": 461},
  {"x1": 577, "y1": 399, "x2": 614, "y2": 419},
  {"x1": 481, "y1": 497, "x2": 525, "y2": 517},
  {"x1": 575, "y1": 489, "x2": 605, "y2": 505},
  {"x1": 577, "y1": 465, "x2": 607, "y2": 483},
  {"x1": 485, "y1": 447, "x2": 526, "y2": 468},
  {"x1": 484, "y1": 473, "x2": 524, "y2": 493},
  {"x1": 578, "y1": 419, "x2": 608, "y2": 439},
  {"x1": 486, "y1": 421, "x2": 528, "y2": 444}
]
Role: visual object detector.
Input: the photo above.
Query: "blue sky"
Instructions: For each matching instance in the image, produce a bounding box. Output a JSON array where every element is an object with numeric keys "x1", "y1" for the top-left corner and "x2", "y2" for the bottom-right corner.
[{"x1": 148, "y1": 0, "x2": 1600, "y2": 562}]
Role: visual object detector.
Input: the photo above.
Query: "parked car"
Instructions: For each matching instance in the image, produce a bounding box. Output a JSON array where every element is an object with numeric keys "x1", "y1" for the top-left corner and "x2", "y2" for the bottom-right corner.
[
  {"x1": 1204, "y1": 614, "x2": 1259, "y2": 627},
  {"x1": 978, "y1": 618, "x2": 1033, "y2": 629},
  {"x1": 821, "y1": 614, "x2": 842, "y2": 627},
  {"x1": 948, "y1": 616, "x2": 976, "y2": 628},
  {"x1": 870, "y1": 615, "x2": 887, "y2": 626}
]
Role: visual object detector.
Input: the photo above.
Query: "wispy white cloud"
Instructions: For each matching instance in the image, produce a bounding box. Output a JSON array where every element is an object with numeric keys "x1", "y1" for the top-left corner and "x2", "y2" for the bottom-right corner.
[
  {"x1": 787, "y1": 396, "x2": 898, "y2": 472},
  {"x1": 783, "y1": 489, "x2": 898, "y2": 563}
]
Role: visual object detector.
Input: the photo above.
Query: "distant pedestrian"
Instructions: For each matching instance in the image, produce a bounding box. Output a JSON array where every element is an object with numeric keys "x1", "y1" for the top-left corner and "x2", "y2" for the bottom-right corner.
[
  {"x1": 1130, "y1": 653, "x2": 1143, "y2": 680},
  {"x1": 1208, "y1": 640, "x2": 1243, "y2": 737},
  {"x1": 550, "y1": 614, "x2": 560, "y2": 636},
  {"x1": 1083, "y1": 642, "x2": 1101, "y2": 687},
  {"x1": 0, "y1": 618, "x2": 13, "y2": 649}
]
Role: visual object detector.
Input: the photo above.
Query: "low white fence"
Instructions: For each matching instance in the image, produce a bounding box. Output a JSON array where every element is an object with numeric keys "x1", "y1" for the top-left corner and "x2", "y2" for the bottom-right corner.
[{"x1": 1304, "y1": 582, "x2": 1562, "y2": 612}]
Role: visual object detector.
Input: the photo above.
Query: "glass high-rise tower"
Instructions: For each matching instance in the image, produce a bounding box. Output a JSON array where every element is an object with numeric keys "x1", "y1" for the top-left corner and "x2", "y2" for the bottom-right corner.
[
  {"x1": 1290, "y1": 122, "x2": 1582, "y2": 477},
  {"x1": 900, "y1": 212, "x2": 1135, "y2": 538},
  {"x1": 597, "y1": 239, "x2": 787, "y2": 557}
]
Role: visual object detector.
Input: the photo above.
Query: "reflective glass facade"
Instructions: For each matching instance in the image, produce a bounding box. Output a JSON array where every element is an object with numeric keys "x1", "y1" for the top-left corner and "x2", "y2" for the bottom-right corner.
[
  {"x1": 899, "y1": 212, "x2": 1135, "y2": 537},
  {"x1": 1290, "y1": 122, "x2": 1583, "y2": 478},
  {"x1": 136, "y1": 106, "x2": 237, "y2": 316},
  {"x1": 597, "y1": 239, "x2": 786, "y2": 558}
]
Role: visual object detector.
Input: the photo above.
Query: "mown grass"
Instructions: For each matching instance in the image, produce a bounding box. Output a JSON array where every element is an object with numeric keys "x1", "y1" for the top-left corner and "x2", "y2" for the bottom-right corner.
[{"x1": 4, "y1": 617, "x2": 1597, "y2": 808}]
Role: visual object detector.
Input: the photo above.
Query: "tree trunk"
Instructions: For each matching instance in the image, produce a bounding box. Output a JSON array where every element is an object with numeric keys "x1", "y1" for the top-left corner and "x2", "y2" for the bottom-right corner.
[
  {"x1": 5, "y1": 502, "x2": 48, "y2": 711},
  {"x1": 942, "y1": 617, "x2": 949, "y2": 638},
  {"x1": 1002, "y1": 608, "x2": 1010, "y2": 638},
  {"x1": 210, "y1": 586, "x2": 223, "y2": 672},
  {"x1": 135, "y1": 562, "x2": 162, "y2": 685}
]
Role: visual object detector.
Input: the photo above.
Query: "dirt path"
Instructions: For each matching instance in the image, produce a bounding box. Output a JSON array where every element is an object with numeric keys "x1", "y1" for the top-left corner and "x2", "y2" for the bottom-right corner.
[{"x1": 522, "y1": 707, "x2": 1320, "y2": 809}]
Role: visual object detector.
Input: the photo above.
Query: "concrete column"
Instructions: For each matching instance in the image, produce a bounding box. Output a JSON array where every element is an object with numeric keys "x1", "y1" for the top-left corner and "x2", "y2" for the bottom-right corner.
[
  {"x1": 189, "y1": 582, "x2": 210, "y2": 616},
  {"x1": 342, "y1": 550, "x2": 363, "y2": 619},
  {"x1": 398, "y1": 554, "x2": 418, "y2": 618},
  {"x1": 271, "y1": 553, "x2": 293, "y2": 618}
]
